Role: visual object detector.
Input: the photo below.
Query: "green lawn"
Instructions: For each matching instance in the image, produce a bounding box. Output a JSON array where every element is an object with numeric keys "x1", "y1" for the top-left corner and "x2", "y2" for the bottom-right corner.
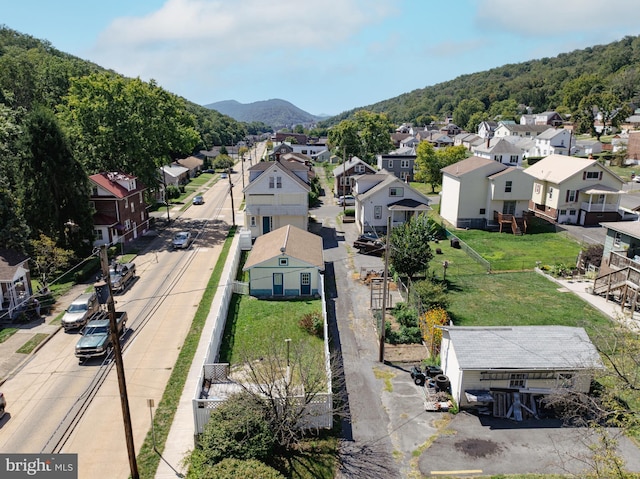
[
  {"x1": 219, "y1": 296, "x2": 323, "y2": 364},
  {"x1": 452, "y1": 227, "x2": 582, "y2": 271},
  {"x1": 446, "y1": 271, "x2": 611, "y2": 332}
]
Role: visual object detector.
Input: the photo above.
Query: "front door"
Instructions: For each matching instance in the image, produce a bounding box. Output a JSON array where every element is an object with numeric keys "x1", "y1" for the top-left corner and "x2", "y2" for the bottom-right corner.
[
  {"x1": 300, "y1": 272, "x2": 311, "y2": 295},
  {"x1": 262, "y1": 216, "x2": 272, "y2": 235},
  {"x1": 503, "y1": 201, "x2": 516, "y2": 215},
  {"x1": 273, "y1": 273, "x2": 283, "y2": 296}
]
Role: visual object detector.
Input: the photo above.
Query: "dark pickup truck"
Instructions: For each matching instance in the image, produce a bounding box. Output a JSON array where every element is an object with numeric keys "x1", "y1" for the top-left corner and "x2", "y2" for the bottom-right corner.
[
  {"x1": 109, "y1": 262, "x2": 136, "y2": 293},
  {"x1": 353, "y1": 234, "x2": 385, "y2": 256},
  {"x1": 75, "y1": 311, "x2": 127, "y2": 361}
]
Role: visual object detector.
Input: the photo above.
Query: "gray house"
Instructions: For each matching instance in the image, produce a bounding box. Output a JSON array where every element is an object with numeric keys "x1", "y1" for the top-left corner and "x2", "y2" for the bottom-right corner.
[{"x1": 376, "y1": 153, "x2": 416, "y2": 182}]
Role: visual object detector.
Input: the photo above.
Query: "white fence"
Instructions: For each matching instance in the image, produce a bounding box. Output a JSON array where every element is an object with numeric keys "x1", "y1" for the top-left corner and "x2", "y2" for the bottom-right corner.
[{"x1": 192, "y1": 242, "x2": 333, "y2": 436}]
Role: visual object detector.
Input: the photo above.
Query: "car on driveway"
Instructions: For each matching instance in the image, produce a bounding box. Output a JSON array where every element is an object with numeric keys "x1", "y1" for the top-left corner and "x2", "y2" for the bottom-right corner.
[
  {"x1": 172, "y1": 231, "x2": 193, "y2": 249},
  {"x1": 337, "y1": 195, "x2": 355, "y2": 206},
  {"x1": 192, "y1": 195, "x2": 204, "y2": 205}
]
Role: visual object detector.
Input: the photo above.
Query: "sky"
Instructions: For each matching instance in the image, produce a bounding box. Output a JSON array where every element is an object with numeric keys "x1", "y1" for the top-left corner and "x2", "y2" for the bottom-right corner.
[{"x1": 1, "y1": 0, "x2": 639, "y2": 117}]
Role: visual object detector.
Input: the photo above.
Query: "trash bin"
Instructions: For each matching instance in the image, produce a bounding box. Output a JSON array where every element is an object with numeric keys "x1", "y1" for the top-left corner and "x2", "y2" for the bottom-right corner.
[{"x1": 450, "y1": 238, "x2": 460, "y2": 249}]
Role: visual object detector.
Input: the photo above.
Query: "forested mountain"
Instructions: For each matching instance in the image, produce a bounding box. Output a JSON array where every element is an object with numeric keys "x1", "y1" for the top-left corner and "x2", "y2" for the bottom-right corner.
[
  {"x1": 0, "y1": 26, "x2": 246, "y2": 256},
  {"x1": 206, "y1": 98, "x2": 324, "y2": 129},
  {"x1": 321, "y1": 35, "x2": 640, "y2": 132}
]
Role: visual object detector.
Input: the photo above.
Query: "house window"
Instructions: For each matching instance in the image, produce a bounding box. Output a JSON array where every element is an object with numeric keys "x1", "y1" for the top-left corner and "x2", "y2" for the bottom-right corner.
[
  {"x1": 535, "y1": 184, "x2": 541, "y2": 194},
  {"x1": 567, "y1": 190, "x2": 577, "y2": 202},
  {"x1": 92, "y1": 186, "x2": 98, "y2": 196},
  {"x1": 479, "y1": 208, "x2": 486, "y2": 214},
  {"x1": 279, "y1": 257, "x2": 288, "y2": 266},
  {"x1": 276, "y1": 176, "x2": 282, "y2": 188},
  {"x1": 559, "y1": 209, "x2": 567, "y2": 216},
  {"x1": 124, "y1": 219, "x2": 131, "y2": 231},
  {"x1": 95, "y1": 229, "x2": 104, "y2": 241},
  {"x1": 388, "y1": 160, "x2": 394, "y2": 168},
  {"x1": 389, "y1": 187, "x2": 404, "y2": 197},
  {"x1": 355, "y1": 165, "x2": 364, "y2": 173},
  {"x1": 250, "y1": 216, "x2": 256, "y2": 227},
  {"x1": 374, "y1": 206, "x2": 382, "y2": 219},
  {"x1": 401, "y1": 159, "x2": 410, "y2": 168},
  {"x1": 509, "y1": 373, "x2": 527, "y2": 388},
  {"x1": 569, "y1": 209, "x2": 576, "y2": 215},
  {"x1": 548, "y1": 187, "x2": 553, "y2": 199},
  {"x1": 139, "y1": 192, "x2": 143, "y2": 202},
  {"x1": 505, "y1": 181, "x2": 512, "y2": 193},
  {"x1": 269, "y1": 176, "x2": 274, "y2": 188},
  {"x1": 558, "y1": 373, "x2": 574, "y2": 388},
  {"x1": 614, "y1": 232, "x2": 621, "y2": 247},
  {"x1": 124, "y1": 197, "x2": 129, "y2": 208},
  {"x1": 586, "y1": 171, "x2": 599, "y2": 179},
  {"x1": 509, "y1": 155, "x2": 518, "y2": 163},
  {"x1": 131, "y1": 202, "x2": 135, "y2": 213}
]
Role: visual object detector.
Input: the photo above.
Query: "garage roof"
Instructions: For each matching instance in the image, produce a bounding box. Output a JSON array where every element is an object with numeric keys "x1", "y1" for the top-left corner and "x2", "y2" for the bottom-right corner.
[{"x1": 442, "y1": 326, "x2": 603, "y2": 370}]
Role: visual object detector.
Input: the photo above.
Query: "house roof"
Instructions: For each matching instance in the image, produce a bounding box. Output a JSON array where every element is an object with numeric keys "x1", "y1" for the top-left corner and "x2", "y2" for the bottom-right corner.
[
  {"x1": 441, "y1": 156, "x2": 507, "y2": 178},
  {"x1": 243, "y1": 225, "x2": 324, "y2": 270},
  {"x1": 498, "y1": 124, "x2": 551, "y2": 135},
  {"x1": 474, "y1": 138, "x2": 521, "y2": 155},
  {"x1": 246, "y1": 160, "x2": 311, "y2": 192},
  {"x1": 388, "y1": 198, "x2": 431, "y2": 211},
  {"x1": 524, "y1": 155, "x2": 607, "y2": 183},
  {"x1": 600, "y1": 221, "x2": 640, "y2": 239},
  {"x1": 0, "y1": 248, "x2": 29, "y2": 280},
  {"x1": 358, "y1": 172, "x2": 430, "y2": 205},
  {"x1": 536, "y1": 128, "x2": 566, "y2": 140},
  {"x1": 89, "y1": 171, "x2": 146, "y2": 198},
  {"x1": 581, "y1": 184, "x2": 623, "y2": 195},
  {"x1": 443, "y1": 326, "x2": 603, "y2": 370},
  {"x1": 332, "y1": 157, "x2": 375, "y2": 177},
  {"x1": 177, "y1": 156, "x2": 203, "y2": 170},
  {"x1": 161, "y1": 164, "x2": 189, "y2": 178}
]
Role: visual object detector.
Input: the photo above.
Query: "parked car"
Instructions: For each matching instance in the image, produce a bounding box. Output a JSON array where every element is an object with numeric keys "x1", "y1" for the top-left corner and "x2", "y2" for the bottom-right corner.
[
  {"x1": 0, "y1": 391, "x2": 5, "y2": 418},
  {"x1": 192, "y1": 195, "x2": 204, "y2": 205},
  {"x1": 61, "y1": 292, "x2": 100, "y2": 331},
  {"x1": 109, "y1": 262, "x2": 136, "y2": 293},
  {"x1": 172, "y1": 231, "x2": 193, "y2": 249},
  {"x1": 220, "y1": 172, "x2": 228, "y2": 179},
  {"x1": 353, "y1": 234, "x2": 385, "y2": 256},
  {"x1": 337, "y1": 195, "x2": 355, "y2": 206}
]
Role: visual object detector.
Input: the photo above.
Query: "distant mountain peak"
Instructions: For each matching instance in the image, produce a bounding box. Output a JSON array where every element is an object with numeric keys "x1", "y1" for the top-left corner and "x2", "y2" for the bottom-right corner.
[{"x1": 204, "y1": 98, "x2": 326, "y2": 129}]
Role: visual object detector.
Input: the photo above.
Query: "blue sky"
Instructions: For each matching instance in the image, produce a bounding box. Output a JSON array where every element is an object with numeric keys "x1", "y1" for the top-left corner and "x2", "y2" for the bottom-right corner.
[{"x1": 1, "y1": 0, "x2": 639, "y2": 116}]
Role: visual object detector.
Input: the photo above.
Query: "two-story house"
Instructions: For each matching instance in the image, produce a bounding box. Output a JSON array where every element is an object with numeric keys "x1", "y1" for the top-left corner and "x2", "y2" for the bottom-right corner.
[
  {"x1": 524, "y1": 154, "x2": 624, "y2": 225},
  {"x1": 333, "y1": 157, "x2": 376, "y2": 196},
  {"x1": 353, "y1": 172, "x2": 430, "y2": 234},
  {"x1": 243, "y1": 160, "x2": 311, "y2": 238},
  {"x1": 440, "y1": 156, "x2": 533, "y2": 231},
  {"x1": 472, "y1": 138, "x2": 523, "y2": 167},
  {"x1": 493, "y1": 123, "x2": 551, "y2": 139},
  {"x1": 376, "y1": 152, "x2": 416, "y2": 182},
  {"x1": 89, "y1": 171, "x2": 149, "y2": 246},
  {"x1": 531, "y1": 128, "x2": 574, "y2": 157}
]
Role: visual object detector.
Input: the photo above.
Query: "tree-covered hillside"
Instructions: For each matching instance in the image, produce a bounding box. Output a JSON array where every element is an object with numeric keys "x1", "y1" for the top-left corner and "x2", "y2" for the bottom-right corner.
[
  {"x1": 0, "y1": 26, "x2": 246, "y2": 257},
  {"x1": 322, "y1": 35, "x2": 640, "y2": 131}
]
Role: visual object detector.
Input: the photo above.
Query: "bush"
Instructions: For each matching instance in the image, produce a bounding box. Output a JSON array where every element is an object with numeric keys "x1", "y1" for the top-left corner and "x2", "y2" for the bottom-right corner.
[
  {"x1": 385, "y1": 322, "x2": 422, "y2": 344},
  {"x1": 299, "y1": 311, "x2": 323, "y2": 338},
  {"x1": 344, "y1": 208, "x2": 355, "y2": 217},
  {"x1": 189, "y1": 392, "x2": 275, "y2": 471},
  {"x1": 166, "y1": 184, "x2": 180, "y2": 200},
  {"x1": 392, "y1": 302, "x2": 418, "y2": 327},
  {"x1": 412, "y1": 279, "x2": 450, "y2": 310},
  {"x1": 189, "y1": 458, "x2": 285, "y2": 479}
]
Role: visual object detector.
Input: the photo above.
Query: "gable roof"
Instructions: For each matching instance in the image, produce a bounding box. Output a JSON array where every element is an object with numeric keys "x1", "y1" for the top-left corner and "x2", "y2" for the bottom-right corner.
[
  {"x1": 333, "y1": 156, "x2": 375, "y2": 177},
  {"x1": 246, "y1": 160, "x2": 311, "y2": 192},
  {"x1": 443, "y1": 326, "x2": 603, "y2": 370},
  {"x1": 536, "y1": 128, "x2": 567, "y2": 140},
  {"x1": 243, "y1": 225, "x2": 324, "y2": 270},
  {"x1": 524, "y1": 154, "x2": 623, "y2": 184},
  {"x1": 474, "y1": 138, "x2": 522, "y2": 155},
  {"x1": 0, "y1": 248, "x2": 30, "y2": 280},
  {"x1": 358, "y1": 173, "x2": 430, "y2": 205},
  {"x1": 497, "y1": 124, "x2": 551, "y2": 135},
  {"x1": 177, "y1": 156, "x2": 203, "y2": 169},
  {"x1": 441, "y1": 156, "x2": 508, "y2": 178},
  {"x1": 161, "y1": 164, "x2": 189, "y2": 178},
  {"x1": 89, "y1": 172, "x2": 146, "y2": 198}
]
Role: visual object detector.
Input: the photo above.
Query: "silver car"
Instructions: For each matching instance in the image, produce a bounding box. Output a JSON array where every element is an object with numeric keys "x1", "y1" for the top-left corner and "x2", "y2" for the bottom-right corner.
[
  {"x1": 172, "y1": 231, "x2": 193, "y2": 249},
  {"x1": 61, "y1": 292, "x2": 99, "y2": 331}
]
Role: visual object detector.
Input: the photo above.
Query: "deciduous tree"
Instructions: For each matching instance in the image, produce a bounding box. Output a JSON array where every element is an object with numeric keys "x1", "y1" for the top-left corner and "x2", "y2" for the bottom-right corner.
[{"x1": 389, "y1": 213, "x2": 434, "y2": 278}]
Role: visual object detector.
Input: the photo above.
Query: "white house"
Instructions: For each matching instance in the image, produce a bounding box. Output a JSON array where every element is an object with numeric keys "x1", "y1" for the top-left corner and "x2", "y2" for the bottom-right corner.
[
  {"x1": 440, "y1": 156, "x2": 533, "y2": 230},
  {"x1": 440, "y1": 326, "x2": 603, "y2": 414},
  {"x1": 243, "y1": 225, "x2": 324, "y2": 298},
  {"x1": 243, "y1": 160, "x2": 311, "y2": 238},
  {"x1": 353, "y1": 172, "x2": 430, "y2": 234},
  {"x1": 472, "y1": 138, "x2": 523, "y2": 166},
  {"x1": 160, "y1": 164, "x2": 189, "y2": 186},
  {"x1": 531, "y1": 128, "x2": 574, "y2": 157},
  {"x1": 493, "y1": 123, "x2": 551, "y2": 139}
]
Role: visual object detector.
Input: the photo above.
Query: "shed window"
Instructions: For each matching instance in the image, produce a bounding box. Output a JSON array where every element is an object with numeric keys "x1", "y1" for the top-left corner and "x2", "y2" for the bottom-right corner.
[{"x1": 509, "y1": 373, "x2": 527, "y2": 388}]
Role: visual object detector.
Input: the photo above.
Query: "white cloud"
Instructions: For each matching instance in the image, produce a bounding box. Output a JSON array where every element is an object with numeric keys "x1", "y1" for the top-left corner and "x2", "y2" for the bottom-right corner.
[
  {"x1": 90, "y1": 0, "x2": 395, "y2": 81},
  {"x1": 476, "y1": 0, "x2": 640, "y2": 35}
]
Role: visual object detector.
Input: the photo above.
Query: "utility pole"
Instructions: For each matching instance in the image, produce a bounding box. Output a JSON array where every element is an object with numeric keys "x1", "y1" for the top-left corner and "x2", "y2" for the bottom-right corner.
[
  {"x1": 379, "y1": 216, "x2": 391, "y2": 363},
  {"x1": 98, "y1": 246, "x2": 139, "y2": 479},
  {"x1": 228, "y1": 167, "x2": 235, "y2": 227}
]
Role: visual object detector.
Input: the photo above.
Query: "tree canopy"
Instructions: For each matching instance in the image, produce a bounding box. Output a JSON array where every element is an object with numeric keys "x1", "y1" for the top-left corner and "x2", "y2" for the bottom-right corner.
[
  {"x1": 328, "y1": 110, "x2": 394, "y2": 163},
  {"x1": 389, "y1": 213, "x2": 434, "y2": 278}
]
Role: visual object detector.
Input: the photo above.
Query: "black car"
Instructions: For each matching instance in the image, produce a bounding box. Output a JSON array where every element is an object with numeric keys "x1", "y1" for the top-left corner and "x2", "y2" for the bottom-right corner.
[{"x1": 353, "y1": 234, "x2": 385, "y2": 256}]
